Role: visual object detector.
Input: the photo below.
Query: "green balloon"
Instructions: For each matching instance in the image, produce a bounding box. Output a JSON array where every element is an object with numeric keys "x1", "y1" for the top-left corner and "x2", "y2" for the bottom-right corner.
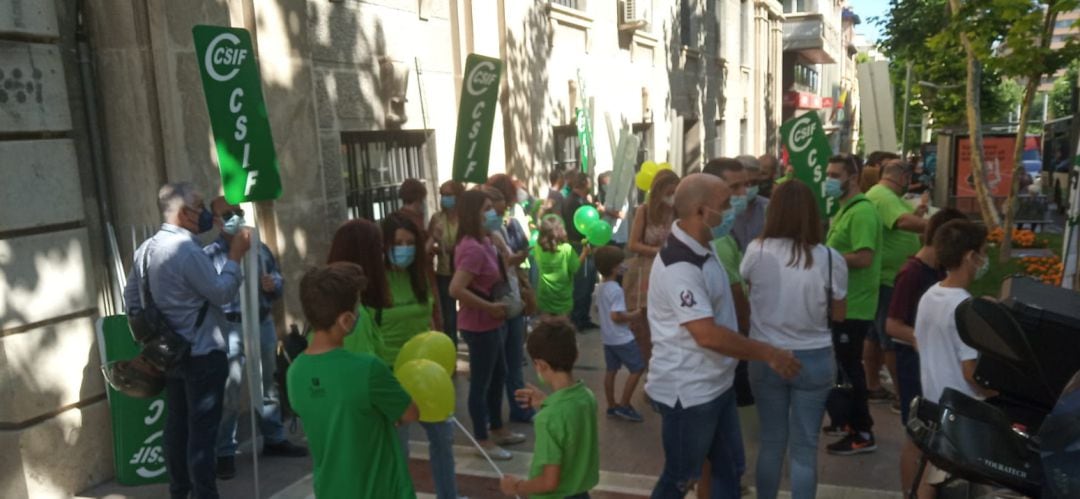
[
  {"x1": 395, "y1": 331, "x2": 456, "y2": 376},
  {"x1": 396, "y1": 359, "x2": 455, "y2": 423},
  {"x1": 573, "y1": 205, "x2": 600, "y2": 234},
  {"x1": 586, "y1": 219, "x2": 613, "y2": 246}
]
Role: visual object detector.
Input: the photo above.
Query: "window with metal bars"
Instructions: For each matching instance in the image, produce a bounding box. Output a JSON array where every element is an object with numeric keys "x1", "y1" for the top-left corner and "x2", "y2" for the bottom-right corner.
[
  {"x1": 551, "y1": 0, "x2": 583, "y2": 9},
  {"x1": 340, "y1": 130, "x2": 436, "y2": 222},
  {"x1": 552, "y1": 124, "x2": 582, "y2": 173}
]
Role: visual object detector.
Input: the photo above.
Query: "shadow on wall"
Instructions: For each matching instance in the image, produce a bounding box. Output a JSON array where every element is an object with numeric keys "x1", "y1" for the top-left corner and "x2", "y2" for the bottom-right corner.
[
  {"x1": 500, "y1": 1, "x2": 558, "y2": 193},
  {"x1": 0, "y1": 233, "x2": 112, "y2": 496},
  {"x1": 664, "y1": 0, "x2": 721, "y2": 165}
]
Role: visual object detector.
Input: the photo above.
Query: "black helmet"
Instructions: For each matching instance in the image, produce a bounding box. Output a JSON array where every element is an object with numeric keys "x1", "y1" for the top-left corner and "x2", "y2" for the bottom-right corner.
[{"x1": 102, "y1": 355, "x2": 165, "y2": 399}]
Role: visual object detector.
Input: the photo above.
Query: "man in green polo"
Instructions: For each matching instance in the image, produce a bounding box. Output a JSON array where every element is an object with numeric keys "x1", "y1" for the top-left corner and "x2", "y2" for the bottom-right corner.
[
  {"x1": 824, "y1": 155, "x2": 884, "y2": 455},
  {"x1": 864, "y1": 159, "x2": 929, "y2": 409}
]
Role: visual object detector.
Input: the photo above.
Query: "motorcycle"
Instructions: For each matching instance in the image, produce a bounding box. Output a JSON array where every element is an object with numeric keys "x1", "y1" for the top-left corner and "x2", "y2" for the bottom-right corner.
[{"x1": 906, "y1": 276, "x2": 1080, "y2": 499}]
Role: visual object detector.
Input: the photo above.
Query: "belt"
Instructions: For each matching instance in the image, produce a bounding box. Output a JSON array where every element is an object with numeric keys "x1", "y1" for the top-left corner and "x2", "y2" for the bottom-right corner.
[{"x1": 225, "y1": 311, "x2": 270, "y2": 323}]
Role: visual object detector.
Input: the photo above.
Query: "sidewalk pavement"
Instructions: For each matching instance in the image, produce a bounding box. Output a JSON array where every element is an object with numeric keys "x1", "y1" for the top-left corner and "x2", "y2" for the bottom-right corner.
[{"x1": 78, "y1": 325, "x2": 906, "y2": 499}]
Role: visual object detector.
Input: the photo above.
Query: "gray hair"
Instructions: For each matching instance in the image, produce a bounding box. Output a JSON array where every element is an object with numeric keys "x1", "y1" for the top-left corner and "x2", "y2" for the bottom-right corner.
[
  {"x1": 735, "y1": 155, "x2": 761, "y2": 172},
  {"x1": 158, "y1": 182, "x2": 202, "y2": 218}
]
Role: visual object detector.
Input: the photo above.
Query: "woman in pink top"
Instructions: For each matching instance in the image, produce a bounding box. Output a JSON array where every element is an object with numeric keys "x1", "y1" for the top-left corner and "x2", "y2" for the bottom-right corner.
[{"x1": 449, "y1": 189, "x2": 525, "y2": 460}]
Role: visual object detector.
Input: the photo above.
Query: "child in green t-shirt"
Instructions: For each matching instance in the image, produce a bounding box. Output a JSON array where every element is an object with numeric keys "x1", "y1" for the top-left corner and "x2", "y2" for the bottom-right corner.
[
  {"x1": 532, "y1": 215, "x2": 589, "y2": 317},
  {"x1": 501, "y1": 317, "x2": 599, "y2": 498},
  {"x1": 288, "y1": 262, "x2": 419, "y2": 498}
]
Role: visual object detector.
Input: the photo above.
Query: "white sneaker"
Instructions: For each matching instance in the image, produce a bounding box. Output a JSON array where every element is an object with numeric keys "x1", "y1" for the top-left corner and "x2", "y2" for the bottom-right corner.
[
  {"x1": 493, "y1": 431, "x2": 526, "y2": 446},
  {"x1": 479, "y1": 445, "x2": 512, "y2": 461}
]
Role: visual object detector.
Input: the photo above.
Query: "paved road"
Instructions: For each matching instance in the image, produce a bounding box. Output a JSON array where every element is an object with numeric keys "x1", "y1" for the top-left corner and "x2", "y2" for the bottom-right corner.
[{"x1": 79, "y1": 325, "x2": 906, "y2": 498}]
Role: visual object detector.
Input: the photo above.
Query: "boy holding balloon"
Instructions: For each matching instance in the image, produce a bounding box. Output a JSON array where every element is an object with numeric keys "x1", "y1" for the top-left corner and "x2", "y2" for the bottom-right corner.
[
  {"x1": 287, "y1": 262, "x2": 419, "y2": 498},
  {"x1": 533, "y1": 215, "x2": 590, "y2": 318},
  {"x1": 501, "y1": 317, "x2": 600, "y2": 498}
]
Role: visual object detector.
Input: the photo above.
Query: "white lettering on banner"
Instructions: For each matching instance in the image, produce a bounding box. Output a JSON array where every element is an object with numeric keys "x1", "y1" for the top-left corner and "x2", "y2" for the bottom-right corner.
[
  {"x1": 234, "y1": 115, "x2": 248, "y2": 141},
  {"x1": 789, "y1": 116, "x2": 816, "y2": 153},
  {"x1": 241, "y1": 142, "x2": 252, "y2": 168},
  {"x1": 245, "y1": 170, "x2": 260, "y2": 196},
  {"x1": 229, "y1": 88, "x2": 244, "y2": 113},
  {"x1": 204, "y1": 32, "x2": 245, "y2": 83},
  {"x1": 130, "y1": 403, "x2": 167, "y2": 479},
  {"x1": 144, "y1": 400, "x2": 164, "y2": 425},
  {"x1": 466, "y1": 61, "x2": 498, "y2": 96}
]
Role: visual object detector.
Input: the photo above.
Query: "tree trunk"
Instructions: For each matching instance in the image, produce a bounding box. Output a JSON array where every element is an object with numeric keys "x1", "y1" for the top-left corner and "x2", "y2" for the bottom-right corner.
[
  {"x1": 951, "y1": 10, "x2": 1001, "y2": 229},
  {"x1": 1000, "y1": 10, "x2": 1058, "y2": 263}
]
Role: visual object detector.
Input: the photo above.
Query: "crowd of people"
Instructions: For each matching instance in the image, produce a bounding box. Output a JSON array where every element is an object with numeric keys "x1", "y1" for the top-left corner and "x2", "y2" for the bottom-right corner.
[{"x1": 129, "y1": 147, "x2": 994, "y2": 498}]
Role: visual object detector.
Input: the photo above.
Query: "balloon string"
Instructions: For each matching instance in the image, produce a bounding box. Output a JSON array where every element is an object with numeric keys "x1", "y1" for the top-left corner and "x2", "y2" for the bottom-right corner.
[{"x1": 450, "y1": 416, "x2": 520, "y2": 499}]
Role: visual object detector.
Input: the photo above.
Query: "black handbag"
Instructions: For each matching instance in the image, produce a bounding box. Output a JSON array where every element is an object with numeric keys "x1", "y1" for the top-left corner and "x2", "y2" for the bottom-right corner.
[{"x1": 127, "y1": 242, "x2": 201, "y2": 371}]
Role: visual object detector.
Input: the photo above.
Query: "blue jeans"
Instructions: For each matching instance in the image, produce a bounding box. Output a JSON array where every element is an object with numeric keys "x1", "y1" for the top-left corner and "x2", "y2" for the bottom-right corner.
[
  {"x1": 165, "y1": 350, "x2": 228, "y2": 499},
  {"x1": 504, "y1": 314, "x2": 534, "y2": 422},
  {"x1": 895, "y1": 343, "x2": 921, "y2": 425},
  {"x1": 397, "y1": 420, "x2": 458, "y2": 499},
  {"x1": 436, "y1": 274, "x2": 459, "y2": 346},
  {"x1": 461, "y1": 327, "x2": 507, "y2": 440},
  {"x1": 870, "y1": 285, "x2": 895, "y2": 350},
  {"x1": 569, "y1": 242, "x2": 597, "y2": 328},
  {"x1": 650, "y1": 388, "x2": 743, "y2": 499},
  {"x1": 749, "y1": 346, "x2": 835, "y2": 499},
  {"x1": 216, "y1": 317, "x2": 287, "y2": 457}
]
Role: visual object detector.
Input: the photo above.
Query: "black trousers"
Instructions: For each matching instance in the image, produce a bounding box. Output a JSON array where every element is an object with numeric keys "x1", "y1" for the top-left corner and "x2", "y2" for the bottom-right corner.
[
  {"x1": 164, "y1": 350, "x2": 228, "y2": 499},
  {"x1": 826, "y1": 319, "x2": 875, "y2": 433}
]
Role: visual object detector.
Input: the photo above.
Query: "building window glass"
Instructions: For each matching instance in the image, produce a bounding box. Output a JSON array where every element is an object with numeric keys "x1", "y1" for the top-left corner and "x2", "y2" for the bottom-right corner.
[
  {"x1": 794, "y1": 64, "x2": 819, "y2": 91},
  {"x1": 680, "y1": 0, "x2": 693, "y2": 46},
  {"x1": 740, "y1": 0, "x2": 751, "y2": 66},
  {"x1": 783, "y1": 0, "x2": 806, "y2": 14},
  {"x1": 341, "y1": 130, "x2": 435, "y2": 222}
]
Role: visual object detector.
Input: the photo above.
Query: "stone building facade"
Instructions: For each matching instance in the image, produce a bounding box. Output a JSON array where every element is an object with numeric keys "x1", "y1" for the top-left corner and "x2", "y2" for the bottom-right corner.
[{"x1": 0, "y1": 0, "x2": 791, "y2": 495}]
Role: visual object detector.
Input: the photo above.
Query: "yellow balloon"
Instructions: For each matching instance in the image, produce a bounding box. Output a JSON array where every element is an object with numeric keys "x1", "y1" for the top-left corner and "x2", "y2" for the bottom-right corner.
[
  {"x1": 396, "y1": 359, "x2": 455, "y2": 423},
  {"x1": 641, "y1": 161, "x2": 659, "y2": 176},
  {"x1": 657, "y1": 162, "x2": 672, "y2": 172},
  {"x1": 395, "y1": 331, "x2": 456, "y2": 376},
  {"x1": 636, "y1": 169, "x2": 656, "y2": 191}
]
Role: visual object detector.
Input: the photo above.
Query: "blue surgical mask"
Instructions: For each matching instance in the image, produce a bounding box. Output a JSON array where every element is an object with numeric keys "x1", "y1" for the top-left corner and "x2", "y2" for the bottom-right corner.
[
  {"x1": 196, "y1": 205, "x2": 214, "y2": 234},
  {"x1": 441, "y1": 195, "x2": 456, "y2": 209},
  {"x1": 746, "y1": 185, "x2": 760, "y2": 203},
  {"x1": 710, "y1": 208, "x2": 736, "y2": 239},
  {"x1": 825, "y1": 178, "x2": 844, "y2": 198},
  {"x1": 390, "y1": 245, "x2": 416, "y2": 268},
  {"x1": 483, "y1": 209, "x2": 502, "y2": 232},
  {"x1": 731, "y1": 195, "x2": 748, "y2": 215},
  {"x1": 223, "y1": 214, "x2": 245, "y2": 235}
]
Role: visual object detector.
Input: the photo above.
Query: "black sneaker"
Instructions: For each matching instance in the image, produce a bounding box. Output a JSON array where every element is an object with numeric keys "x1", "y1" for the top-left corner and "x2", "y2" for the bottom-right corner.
[
  {"x1": 216, "y1": 456, "x2": 236, "y2": 480},
  {"x1": 263, "y1": 440, "x2": 309, "y2": 457},
  {"x1": 826, "y1": 432, "x2": 877, "y2": 455}
]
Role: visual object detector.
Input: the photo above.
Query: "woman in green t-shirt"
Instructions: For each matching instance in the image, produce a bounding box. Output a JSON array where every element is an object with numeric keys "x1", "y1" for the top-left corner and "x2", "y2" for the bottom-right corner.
[
  {"x1": 327, "y1": 219, "x2": 391, "y2": 363},
  {"x1": 532, "y1": 215, "x2": 589, "y2": 318},
  {"x1": 378, "y1": 213, "x2": 460, "y2": 499}
]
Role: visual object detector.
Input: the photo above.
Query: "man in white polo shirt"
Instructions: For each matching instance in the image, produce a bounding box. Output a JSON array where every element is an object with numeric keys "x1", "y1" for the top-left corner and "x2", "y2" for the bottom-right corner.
[{"x1": 646, "y1": 174, "x2": 801, "y2": 499}]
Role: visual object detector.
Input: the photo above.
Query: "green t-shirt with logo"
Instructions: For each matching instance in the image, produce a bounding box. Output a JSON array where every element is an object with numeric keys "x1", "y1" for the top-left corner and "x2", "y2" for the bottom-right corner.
[
  {"x1": 866, "y1": 184, "x2": 922, "y2": 287},
  {"x1": 376, "y1": 269, "x2": 434, "y2": 365},
  {"x1": 712, "y1": 235, "x2": 745, "y2": 290},
  {"x1": 530, "y1": 381, "x2": 600, "y2": 499},
  {"x1": 827, "y1": 194, "x2": 883, "y2": 320},
  {"x1": 532, "y1": 242, "x2": 580, "y2": 315},
  {"x1": 286, "y1": 348, "x2": 414, "y2": 499}
]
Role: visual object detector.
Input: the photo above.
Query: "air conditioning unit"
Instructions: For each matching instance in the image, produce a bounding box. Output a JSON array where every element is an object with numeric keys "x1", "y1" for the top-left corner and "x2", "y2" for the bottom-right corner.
[{"x1": 619, "y1": 0, "x2": 649, "y2": 31}]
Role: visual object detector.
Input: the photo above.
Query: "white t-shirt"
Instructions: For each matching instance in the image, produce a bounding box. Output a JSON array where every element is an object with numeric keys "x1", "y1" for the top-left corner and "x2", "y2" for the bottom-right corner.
[
  {"x1": 645, "y1": 222, "x2": 739, "y2": 409},
  {"x1": 915, "y1": 284, "x2": 981, "y2": 403},
  {"x1": 596, "y1": 281, "x2": 635, "y2": 346},
  {"x1": 740, "y1": 239, "x2": 848, "y2": 351}
]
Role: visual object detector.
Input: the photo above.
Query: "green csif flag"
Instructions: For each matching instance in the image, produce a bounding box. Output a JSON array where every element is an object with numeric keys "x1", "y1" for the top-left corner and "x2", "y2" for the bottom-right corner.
[
  {"x1": 193, "y1": 25, "x2": 281, "y2": 204},
  {"x1": 452, "y1": 54, "x2": 502, "y2": 183},
  {"x1": 780, "y1": 112, "x2": 838, "y2": 217},
  {"x1": 576, "y1": 107, "x2": 592, "y2": 173}
]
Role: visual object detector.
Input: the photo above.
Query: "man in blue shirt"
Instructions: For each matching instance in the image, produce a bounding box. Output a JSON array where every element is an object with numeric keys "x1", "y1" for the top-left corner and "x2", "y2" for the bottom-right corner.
[
  {"x1": 124, "y1": 182, "x2": 251, "y2": 499},
  {"x1": 204, "y1": 196, "x2": 307, "y2": 479}
]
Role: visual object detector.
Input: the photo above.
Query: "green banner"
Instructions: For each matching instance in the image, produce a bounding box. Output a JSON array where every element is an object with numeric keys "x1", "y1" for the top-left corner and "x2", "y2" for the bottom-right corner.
[
  {"x1": 193, "y1": 25, "x2": 281, "y2": 204},
  {"x1": 780, "y1": 112, "x2": 838, "y2": 217},
  {"x1": 576, "y1": 108, "x2": 592, "y2": 173},
  {"x1": 452, "y1": 54, "x2": 502, "y2": 183},
  {"x1": 97, "y1": 315, "x2": 168, "y2": 486}
]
